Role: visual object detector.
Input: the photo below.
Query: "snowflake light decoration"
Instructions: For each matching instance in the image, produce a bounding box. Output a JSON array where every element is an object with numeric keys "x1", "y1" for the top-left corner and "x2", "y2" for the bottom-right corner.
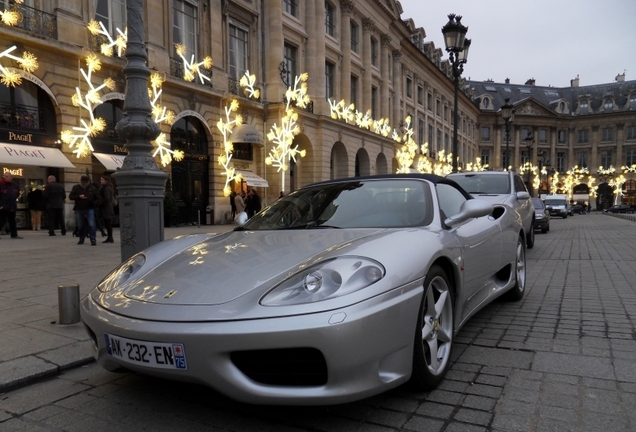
[
  {"x1": 465, "y1": 157, "x2": 488, "y2": 172},
  {"x1": 148, "y1": 72, "x2": 182, "y2": 166},
  {"x1": 0, "y1": 45, "x2": 38, "y2": 87},
  {"x1": 265, "y1": 73, "x2": 310, "y2": 192},
  {"x1": 175, "y1": 43, "x2": 212, "y2": 84},
  {"x1": 87, "y1": 19, "x2": 127, "y2": 57},
  {"x1": 0, "y1": 0, "x2": 23, "y2": 27},
  {"x1": 61, "y1": 55, "x2": 115, "y2": 158},
  {"x1": 217, "y1": 71, "x2": 261, "y2": 196},
  {"x1": 393, "y1": 116, "x2": 419, "y2": 173}
]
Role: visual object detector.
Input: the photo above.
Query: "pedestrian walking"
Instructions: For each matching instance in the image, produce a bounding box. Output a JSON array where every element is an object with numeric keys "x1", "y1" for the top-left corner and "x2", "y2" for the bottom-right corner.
[
  {"x1": 69, "y1": 175, "x2": 101, "y2": 245},
  {"x1": 98, "y1": 175, "x2": 115, "y2": 243},
  {"x1": 0, "y1": 172, "x2": 22, "y2": 239},
  {"x1": 43, "y1": 175, "x2": 67, "y2": 236},
  {"x1": 27, "y1": 184, "x2": 45, "y2": 230},
  {"x1": 234, "y1": 192, "x2": 245, "y2": 216}
]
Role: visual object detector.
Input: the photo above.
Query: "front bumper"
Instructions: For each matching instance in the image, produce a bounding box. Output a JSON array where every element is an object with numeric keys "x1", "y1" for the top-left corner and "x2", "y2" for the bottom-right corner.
[{"x1": 81, "y1": 283, "x2": 422, "y2": 405}]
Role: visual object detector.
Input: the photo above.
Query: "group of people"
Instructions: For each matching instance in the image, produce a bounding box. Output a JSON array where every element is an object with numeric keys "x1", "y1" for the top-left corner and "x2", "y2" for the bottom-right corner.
[
  {"x1": 230, "y1": 189, "x2": 262, "y2": 219},
  {"x1": 0, "y1": 173, "x2": 116, "y2": 245}
]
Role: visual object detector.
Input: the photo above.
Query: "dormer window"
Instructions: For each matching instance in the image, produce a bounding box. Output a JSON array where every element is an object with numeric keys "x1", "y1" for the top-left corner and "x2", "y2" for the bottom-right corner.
[
  {"x1": 580, "y1": 99, "x2": 589, "y2": 115},
  {"x1": 604, "y1": 99, "x2": 613, "y2": 112}
]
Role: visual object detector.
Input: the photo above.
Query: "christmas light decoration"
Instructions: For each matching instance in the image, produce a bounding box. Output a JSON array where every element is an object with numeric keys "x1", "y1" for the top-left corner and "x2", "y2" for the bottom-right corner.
[
  {"x1": 175, "y1": 43, "x2": 212, "y2": 84},
  {"x1": 328, "y1": 98, "x2": 392, "y2": 137},
  {"x1": 265, "y1": 73, "x2": 310, "y2": 192},
  {"x1": 87, "y1": 20, "x2": 127, "y2": 57},
  {"x1": 0, "y1": 45, "x2": 38, "y2": 87},
  {"x1": 148, "y1": 72, "x2": 182, "y2": 166},
  {"x1": 465, "y1": 157, "x2": 488, "y2": 172},
  {"x1": 217, "y1": 71, "x2": 261, "y2": 196},
  {"x1": 0, "y1": 0, "x2": 23, "y2": 27},
  {"x1": 61, "y1": 55, "x2": 116, "y2": 158}
]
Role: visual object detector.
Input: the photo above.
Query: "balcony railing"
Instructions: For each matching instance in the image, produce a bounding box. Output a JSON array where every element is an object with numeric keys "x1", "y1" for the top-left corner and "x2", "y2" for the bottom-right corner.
[
  {"x1": 169, "y1": 57, "x2": 213, "y2": 88},
  {"x1": 8, "y1": 3, "x2": 57, "y2": 39},
  {"x1": 228, "y1": 78, "x2": 261, "y2": 102},
  {"x1": 0, "y1": 101, "x2": 45, "y2": 132},
  {"x1": 88, "y1": 33, "x2": 124, "y2": 59}
]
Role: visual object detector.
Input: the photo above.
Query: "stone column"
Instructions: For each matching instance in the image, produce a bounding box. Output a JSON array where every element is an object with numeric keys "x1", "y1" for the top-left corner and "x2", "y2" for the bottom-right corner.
[
  {"x1": 112, "y1": 0, "x2": 166, "y2": 261},
  {"x1": 380, "y1": 35, "x2": 391, "y2": 119},
  {"x1": 264, "y1": 0, "x2": 284, "y2": 102},
  {"x1": 340, "y1": 0, "x2": 353, "y2": 103},
  {"x1": 392, "y1": 49, "x2": 402, "y2": 126},
  {"x1": 590, "y1": 126, "x2": 599, "y2": 169},
  {"x1": 616, "y1": 123, "x2": 625, "y2": 167},
  {"x1": 361, "y1": 18, "x2": 374, "y2": 111}
]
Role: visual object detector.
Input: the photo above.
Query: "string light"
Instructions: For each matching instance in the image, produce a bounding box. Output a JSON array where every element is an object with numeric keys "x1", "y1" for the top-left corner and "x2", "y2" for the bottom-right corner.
[{"x1": 328, "y1": 98, "x2": 392, "y2": 137}]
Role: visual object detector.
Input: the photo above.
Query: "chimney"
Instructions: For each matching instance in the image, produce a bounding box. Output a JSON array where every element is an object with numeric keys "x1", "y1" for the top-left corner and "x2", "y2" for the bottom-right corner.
[
  {"x1": 525, "y1": 78, "x2": 535, "y2": 85},
  {"x1": 571, "y1": 75, "x2": 580, "y2": 87},
  {"x1": 505, "y1": 78, "x2": 510, "y2": 84},
  {"x1": 615, "y1": 73, "x2": 625, "y2": 82}
]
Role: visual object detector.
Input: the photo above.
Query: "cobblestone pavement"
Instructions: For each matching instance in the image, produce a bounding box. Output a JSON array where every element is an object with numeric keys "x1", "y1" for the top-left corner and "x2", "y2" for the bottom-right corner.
[{"x1": 0, "y1": 213, "x2": 635, "y2": 431}]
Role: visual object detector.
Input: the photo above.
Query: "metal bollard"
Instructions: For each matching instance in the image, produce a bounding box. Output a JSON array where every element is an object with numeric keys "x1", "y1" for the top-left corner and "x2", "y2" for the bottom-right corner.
[{"x1": 58, "y1": 284, "x2": 80, "y2": 324}]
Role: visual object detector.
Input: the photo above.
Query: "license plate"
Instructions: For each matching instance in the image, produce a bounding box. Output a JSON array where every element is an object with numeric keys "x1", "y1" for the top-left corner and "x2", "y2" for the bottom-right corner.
[{"x1": 104, "y1": 333, "x2": 187, "y2": 370}]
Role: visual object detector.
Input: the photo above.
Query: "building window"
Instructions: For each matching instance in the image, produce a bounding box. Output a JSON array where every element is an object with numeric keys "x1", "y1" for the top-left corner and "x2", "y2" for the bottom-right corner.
[
  {"x1": 604, "y1": 99, "x2": 613, "y2": 112},
  {"x1": 283, "y1": 0, "x2": 298, "y2": 17},
  {"x1": 229, "y1": 19, "x2": 249, "y2": 80},
  {"x1": 577, "y1": 152, "x2": 587, "y2": 168},
  {"x1": 481, "y1": 127, "x2": 491, "y2": 142},
  {"x1": 444, "y1": 133, "x2": 449, "y2": 153},
  {"x1": 627, "y1": 126, "x2": 636, "y2": 141},
  {"x1": 371, "y1": 37, "x2": 378, "y2": 66},
  {"x1": 282, "y1": 43, "x2": 298, "y2": 87},
  {"x1": 417, "y1": 86, "x2": 423, "y2": 105},
  {"x1": 578, "y1": 129, "x2": 589, "y2": 144},
  {"x1": 406, "y1": 77, "x2": 412, "y2": 99},
  {"x1": 539, "y1": 129, "x2": 547, "y2": 143},
  {"x1": 350, "y1": 21, "x2": 359, "y2": 54},
  {"x1": 325, "y1": 61, "x2": 335, "y2": 99},
  {"x1": 601, "y1": 150, "x2": 612, "y2": 168},
  {"x1": 0, "y1": 75, "x2": 51, "y2": 131},
  {"x1": 443, "y1": 105, "x2": 448, "y2": 122},
  {"x1": 428, "y1": 124, "x2": 434, "y2": 152},
  {"x1": 502, "y1": 149, "x2": 510, "y2": 169},
  {"x1": 626, "y1": 149, "x2": 636, "y2": 165},
  {"x1": 481, "y1": 149, "x2": 490, "y2": 166},
  {"x1": 557, "y1": 152, "x2": 565, "y2": 172},
  {"x1": 173, "y1": 0, "x2": 198, "y2": 59},
  {"x1": 325, "y1": 1, "x2": 335, "y2": 37},
  {"x1": 558, "y1": 130, "x2": 566, "y2": 144},
  {"x1": 427, "y1": 92, "x2": 433, "y2": 111},
  {"x1": 521, "y1": 150, "x2": 531, "y2": 164},
  {"x1": 350, "y1": 75, "x2": 358, "y2": 106},
  {"x1": 579, "y1": 99, "x2": 589, "y2": 115},
  {"x1": 630, "y1": 94, "x2": 636, "y2": 110},
  {"x1": 436, "y1": 128, "x2": 442, "y2": 152},
  {"x1": 601, "y1": 127, "x2": 613, "y2": 142},
  {"x1": 418, "y1": 119, "x2": 424, "y2": 145},
  {"x1": 95, "y1": 0, "x2": 126, "y2": 35},
  {"x1": 436, "y1": 99, "x2": 441, "y2": 117},
  {"x1": 370, "y1": 86, "x2": 378, "y2": 118}
]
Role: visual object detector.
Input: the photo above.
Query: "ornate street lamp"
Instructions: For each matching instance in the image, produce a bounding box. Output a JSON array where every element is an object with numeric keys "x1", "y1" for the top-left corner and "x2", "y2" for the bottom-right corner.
[
  {"x1": 441, "y1": 14, "x2": 470, "y2": 173},
  {"x1": 500, "y1": 98, "x2": 514, "y2": 170},
  {"x1": 524, "y1": 133, "x2": 534, "y2": 195},
  {"x1": 537, "y1": 151, "x2": 544, "y2": 198},
  {"x1": 112, "y1": 0, "x2": 167, "y2": 260}
]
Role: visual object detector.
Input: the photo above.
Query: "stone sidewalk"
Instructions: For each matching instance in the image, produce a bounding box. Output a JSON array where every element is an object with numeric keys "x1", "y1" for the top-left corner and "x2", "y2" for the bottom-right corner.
[{"x1": 0, "y1": 223, "x2": 234, "y2": 392}]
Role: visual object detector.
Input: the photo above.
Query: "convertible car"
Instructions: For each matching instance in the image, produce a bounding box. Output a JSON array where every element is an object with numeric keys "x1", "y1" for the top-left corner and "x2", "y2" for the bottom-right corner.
[{"x1": 81, "y1": 174, "x2": 526, "y2": 405}]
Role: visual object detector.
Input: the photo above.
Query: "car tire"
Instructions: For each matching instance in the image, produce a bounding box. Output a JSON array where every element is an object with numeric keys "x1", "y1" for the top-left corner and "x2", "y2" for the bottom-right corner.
[
  {"x1": 503, "y1": 236, "x2": 526, "y2": 302},
  {"x1": 526, "y1": 221, "x2": 535, "y2": 249},
  {"x1": 541, "y1": 224, "x2": 547, "y2": 234},
  {"x1": 411, "y1": 265, "x2": 454, "y2": 391}
]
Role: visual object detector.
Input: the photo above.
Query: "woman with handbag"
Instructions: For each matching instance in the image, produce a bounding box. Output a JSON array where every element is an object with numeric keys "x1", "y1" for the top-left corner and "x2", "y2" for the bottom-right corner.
[{"x1": 98, "y1": 175, "x2": 115, "y2": 243}]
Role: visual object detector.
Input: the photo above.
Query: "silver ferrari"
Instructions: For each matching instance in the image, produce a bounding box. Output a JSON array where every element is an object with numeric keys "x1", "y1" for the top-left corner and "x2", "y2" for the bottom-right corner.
[{"x1": 81, "y1": 174, "x2": 526, "y2": 405}]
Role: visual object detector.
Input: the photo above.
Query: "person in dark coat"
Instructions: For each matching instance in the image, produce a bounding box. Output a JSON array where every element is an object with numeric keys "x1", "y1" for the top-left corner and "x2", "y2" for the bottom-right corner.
[
  {"x1": 245, "y1": 189, "x2": 261, "y2": 218},
  {"x1": 0, "y1": 172, "x2": 22, "y2": 238},
  {"x1": 69, "y1": 175, "x2": 101, "y2": 245},
  {"x1": 27, "y1": 185, "x2": 45, "y2": 231},
  {"x1": 98, "y1": 175, "x2": 115, "y2": 243},
  {"x1": 43, "y1": 175, "x2": 67, "y2": 236},
  {"x1": 230, "y1": 191, "x2": 237, "y2": 219}
]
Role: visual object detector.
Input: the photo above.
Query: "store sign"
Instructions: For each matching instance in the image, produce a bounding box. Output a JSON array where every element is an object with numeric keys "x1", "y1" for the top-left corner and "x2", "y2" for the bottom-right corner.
[
  {"x1": 8, "y1": 132, "x2": 33, "y2": 143},
  {"x1": 2, "y1": 167, "x2": 24, "y2": 176}
]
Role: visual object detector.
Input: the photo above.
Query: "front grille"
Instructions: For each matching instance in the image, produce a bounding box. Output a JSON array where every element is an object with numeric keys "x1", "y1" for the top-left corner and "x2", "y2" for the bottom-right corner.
[{"x1": 231, "y1": 348, "x2": 328, "y2": 386}]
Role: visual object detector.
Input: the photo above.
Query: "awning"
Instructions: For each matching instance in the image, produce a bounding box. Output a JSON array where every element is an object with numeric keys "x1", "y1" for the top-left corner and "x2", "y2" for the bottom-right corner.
[
  {"x1": 0, "y1": 142, "x2": 75, "y2": 168},
  {"x1": 236, "y1": 170, "x2": 268, "y2": 187},
  {"x1": 93, "y1": 153, "x2": 126, "y2": 171},
  {"x1": 230, "y1": 124, "x2": 264, "y2": 146}
]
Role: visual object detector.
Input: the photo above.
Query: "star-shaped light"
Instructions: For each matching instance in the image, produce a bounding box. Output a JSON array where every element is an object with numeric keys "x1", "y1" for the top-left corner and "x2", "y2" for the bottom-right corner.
[
  {"x1": 0, "y1": 0, "x2": 23, "y2": 27},
  {"x1": 0, "y1": 45, "x2": 38, "y2": 87},
  {"x1": 87, "y1": 20, "x2": 127, "y2": 57},
  {"x1": 175, "y1": 43, "x2": 212, "y2": 84}
]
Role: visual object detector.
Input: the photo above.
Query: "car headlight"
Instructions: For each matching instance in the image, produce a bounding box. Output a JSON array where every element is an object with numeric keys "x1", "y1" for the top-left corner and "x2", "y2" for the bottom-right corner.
[
  {"x1": 536, "y1": 214, "x2": 544, "y2": 219},
  {"x1": 261, "y1": 256, "x2": 385, "y2": 306},
  {"x1": 97, "y1": 254, "x2": 146, "y2": 293}
]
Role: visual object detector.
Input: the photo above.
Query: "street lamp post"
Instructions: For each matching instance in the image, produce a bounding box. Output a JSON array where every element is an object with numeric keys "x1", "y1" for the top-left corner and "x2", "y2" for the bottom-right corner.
[
  {"x1": 537, "y1": 151, "x2": 544, "y2": 198},
  {"x1": 525, "y1": 133, "x2": 534, "y2": 196},
  {"x1": 441, "y1": 14, "x2": 470, "y2": 173},
  {"x1": 112, "y1": 0, "x2": 167, "y2": 261},
  {"x1": 500, "y1": 98, "x2": 514, "y2": 171}
]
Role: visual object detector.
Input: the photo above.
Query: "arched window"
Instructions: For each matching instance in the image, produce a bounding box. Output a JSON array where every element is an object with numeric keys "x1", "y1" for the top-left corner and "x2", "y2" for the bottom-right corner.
[
  {"x1": 93, "y1": 99, "x2": 125, "y2": 145},
  {"x1": 0, "y1": 80, "x2": 55, "y2": 132},
  {"x1": 170, "y1": 117, "x2": 207, "y2": 154}
]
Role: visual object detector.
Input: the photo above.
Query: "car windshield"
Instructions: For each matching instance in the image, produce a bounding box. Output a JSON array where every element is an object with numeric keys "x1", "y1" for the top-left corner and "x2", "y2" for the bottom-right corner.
[
  {"x1": 449, "y1": 174, "x2": 510, "y2": 195},
  {"x1": 240, "y1": 179, "x2": 432, "y2": 230},
  {"x1": 531, "y1": 198, "x2": 544, "y2": 209},
  {"x1": 544, "y1": 199, "x2": 564, "y2": 206}
]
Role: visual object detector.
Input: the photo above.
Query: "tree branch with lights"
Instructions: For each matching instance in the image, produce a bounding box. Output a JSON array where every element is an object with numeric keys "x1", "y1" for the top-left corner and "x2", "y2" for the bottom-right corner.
[{"x1": 0, "y1": 45, "x2": 38, "y2": 87}]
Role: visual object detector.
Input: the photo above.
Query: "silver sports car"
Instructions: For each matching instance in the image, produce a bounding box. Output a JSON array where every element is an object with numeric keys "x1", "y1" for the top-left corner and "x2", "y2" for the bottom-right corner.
[{"x1": 81, "y1": 174, "x2": 526, "y2": 405}]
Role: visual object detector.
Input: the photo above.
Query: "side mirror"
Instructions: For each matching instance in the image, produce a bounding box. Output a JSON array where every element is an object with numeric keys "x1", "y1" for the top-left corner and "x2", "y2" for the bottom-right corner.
[
  {"x1": 234, "y1": 211, "x2": 248, "y2": 226},
  {"x1": 516, "y1": 191, "x2": 530, "y2": 200},
  {"x1": 445, "y1": 199, "x2": 493, "y2": 227}
]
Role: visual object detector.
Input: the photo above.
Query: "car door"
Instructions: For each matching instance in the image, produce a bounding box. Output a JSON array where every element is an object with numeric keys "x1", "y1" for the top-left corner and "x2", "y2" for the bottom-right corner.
[{"x1": 437, "y1": 183, "x2": 503, "y2": 322}]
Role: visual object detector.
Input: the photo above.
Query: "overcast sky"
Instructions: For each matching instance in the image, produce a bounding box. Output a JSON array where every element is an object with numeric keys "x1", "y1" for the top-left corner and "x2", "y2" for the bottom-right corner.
[{"x1": 398, "y1": 0, "x2": 636, "y2": 88}]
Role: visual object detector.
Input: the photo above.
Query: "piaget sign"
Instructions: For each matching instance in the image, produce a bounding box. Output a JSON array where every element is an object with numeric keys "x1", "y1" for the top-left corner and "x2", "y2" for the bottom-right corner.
[{"x1": 8, "y1": 132, "x2": 33, "y2": 142}]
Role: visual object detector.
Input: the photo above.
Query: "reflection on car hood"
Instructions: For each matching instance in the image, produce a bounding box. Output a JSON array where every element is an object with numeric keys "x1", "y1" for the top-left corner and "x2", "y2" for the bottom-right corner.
[
  {"x1": 468, "y1": 194, "x2": 508, "y2": 204},
  {"x1": 122, "y1": 229, "x2": 382, "y2": 306}
]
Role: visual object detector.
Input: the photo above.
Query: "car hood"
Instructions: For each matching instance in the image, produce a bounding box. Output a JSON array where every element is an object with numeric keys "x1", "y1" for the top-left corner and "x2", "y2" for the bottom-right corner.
[{"x1": 467, "y1": 194, "x2": 509, "y2": 205}]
